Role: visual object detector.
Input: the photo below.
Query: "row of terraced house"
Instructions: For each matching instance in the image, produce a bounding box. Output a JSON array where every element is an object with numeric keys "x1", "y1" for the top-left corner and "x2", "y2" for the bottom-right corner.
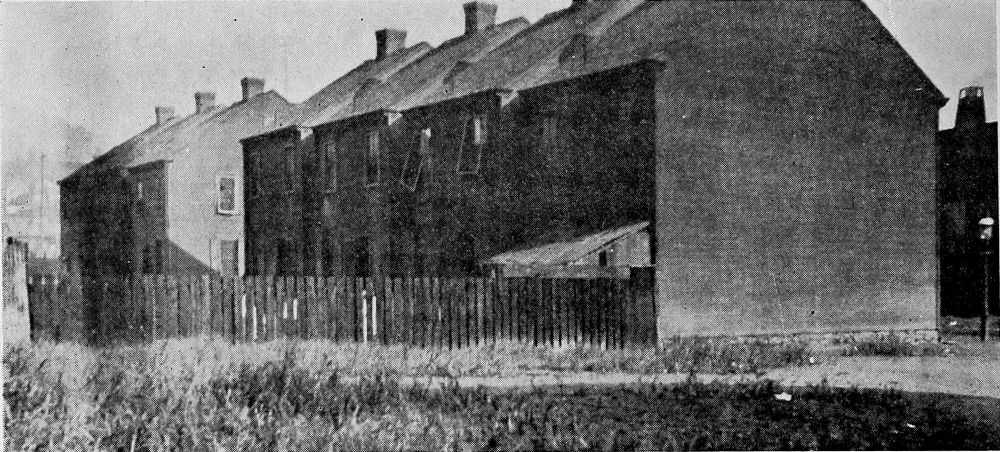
[{"x1": 61, "y1": 0, "x2": 991, "y2": 342}]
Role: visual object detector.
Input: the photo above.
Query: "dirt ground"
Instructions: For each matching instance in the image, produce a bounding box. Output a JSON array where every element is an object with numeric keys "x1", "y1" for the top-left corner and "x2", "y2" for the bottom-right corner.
[{"x1": 405, "y1": 341, "x2": 1000, "y2": 399}]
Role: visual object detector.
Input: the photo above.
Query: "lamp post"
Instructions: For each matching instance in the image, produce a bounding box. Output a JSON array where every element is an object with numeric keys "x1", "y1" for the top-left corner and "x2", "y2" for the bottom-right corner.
[{"x1": 978, "y1": 217, "x2": 994, "y2": 342}]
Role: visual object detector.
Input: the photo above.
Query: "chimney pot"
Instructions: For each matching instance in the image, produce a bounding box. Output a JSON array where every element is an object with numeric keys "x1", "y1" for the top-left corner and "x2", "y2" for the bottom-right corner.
[
  {"x1": 464, "y1": 1, "x2": 497, "y2": 35},
  {"x1": 241, "y1": 77, "x2": 266, "y2": 101},
  {"x1": 956, "y1": 86, "x2": 986, "y2": 131},
  {"x1": 195, "y1": 92, "x2": 216, "y2": 114},
  {"x1": 154, "y1": 106, "x2": 175, "y2": 126},
  {"x1": 375, "y1": 29, "x2": 407, "y2": 60}
]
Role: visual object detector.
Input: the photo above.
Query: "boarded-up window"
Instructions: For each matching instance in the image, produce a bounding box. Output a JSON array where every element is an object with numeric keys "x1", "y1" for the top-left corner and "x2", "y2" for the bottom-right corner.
[
  {"x1": 217, "y1": 174, "x2": 237, "y2": 214},
  {"x1": 324, "y1": 139, "x2": 337, "y2": 192},
  {"x1": 366, "y1": 130, "x2": 380, "y2": 187},
  {"x1": 457, "y1": 115, "x2": 485, "y2": 175},
  {"x1": 401, "y1": 128, "x2": 431, "y2": 191}
]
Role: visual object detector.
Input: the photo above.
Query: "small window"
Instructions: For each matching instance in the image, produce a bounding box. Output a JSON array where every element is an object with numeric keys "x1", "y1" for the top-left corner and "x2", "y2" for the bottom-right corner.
[
  {"x1": 217, "y1": 174, "x2": 237, "y2": 214},
  {"x1": 401, "y1": 128, "x2": 431, "y2": 191},
  {"x1": 354, "y1": 237, "x2": 370, "y2": 277},
  {"x1": 284, "y1": 146, "x2": 296, "y2": 191},
  {"x1": 541, "y1": 114, "x2": 559, "y2": 151},
  {"x1": 136, "y1": 181, "x2": 144, "y2": 200},
  {"x1": 323, "y1": 139, "x2": 337, "y2": 192},
  {"x1": 142, "y1": 245, "x2": 153, "y2": 274},
  {"x1": 457, "y1": 116, "x2": 485, "y2": 175},
  {"x1": 365, "y1": 130, "x2": 381, "y2": 187},
  {"x1": 154, "y1": 240, "x2": 165, "y2": 273},
  {"x1": 598, "y1": 250, "x2": 608, "y2": 267}
]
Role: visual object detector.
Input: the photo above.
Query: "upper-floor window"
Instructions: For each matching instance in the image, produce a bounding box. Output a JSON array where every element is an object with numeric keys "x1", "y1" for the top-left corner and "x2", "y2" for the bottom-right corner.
[
  {"x1": 323, "y1": 139, "x2": 337, "y2": 192},
  {"x1": 217, "y1": 174, "x2": 238, "y2": 214},
  {"x1": 365, "y1": 130, "x2": 381, "y2": 187},
  {"x1": 136, "y1": 181, "x2": 144, "y2": 201},
  {"x1": 283, "y1": 145, "x2": 296, "y2": 191},
  {"x1": 457, "y1": 115, "x2": 485, "y2": 175},
  {"x1": 540, "y1": 114, "x2": 559, "y2": 152},
  {"x1": 401, "y1": 128, "x2": 431, "y2": 191}
]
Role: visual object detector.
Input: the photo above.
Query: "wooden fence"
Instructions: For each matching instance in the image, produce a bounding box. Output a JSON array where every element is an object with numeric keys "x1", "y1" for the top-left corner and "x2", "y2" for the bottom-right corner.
[{"x1": 28, "y1": 272, "x2": 656, "y2": 348}]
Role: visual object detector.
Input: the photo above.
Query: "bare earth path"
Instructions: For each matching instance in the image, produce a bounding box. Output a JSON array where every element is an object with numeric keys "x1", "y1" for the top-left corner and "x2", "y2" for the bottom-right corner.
[{"x1": 402, "y1": 355, "x2": 1000, "y2": 399}]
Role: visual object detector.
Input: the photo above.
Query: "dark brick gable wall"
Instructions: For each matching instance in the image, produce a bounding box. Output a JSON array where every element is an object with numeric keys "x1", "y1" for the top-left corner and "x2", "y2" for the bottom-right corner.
[{"x1": 653, "y1": 0, "x2": 941, "y2": 338}]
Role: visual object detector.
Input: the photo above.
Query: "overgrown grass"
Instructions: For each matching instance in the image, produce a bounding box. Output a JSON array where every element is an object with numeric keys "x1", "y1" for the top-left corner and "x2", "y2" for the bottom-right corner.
[{"x1": 6, "y1": 342, "x2": 998, "y2": 451}]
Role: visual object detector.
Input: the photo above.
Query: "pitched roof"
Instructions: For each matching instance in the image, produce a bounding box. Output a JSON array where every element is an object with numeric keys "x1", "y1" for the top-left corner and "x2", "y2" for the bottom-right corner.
[
  {"x1": 417, "y1": 1, "x2": 641, "y2": 106},
  {"x1": 63, "y1": 91, "x2": 294, "y2": 182},
  {"x1": 248, "y1": 42, "x2": 433, "y2": 139},
  {"x1": 484, "y1": 221, "x2": 650, "y2": 268},
  {"x1": 303, "y1": 17, "x2": 530, "y2": 127}
]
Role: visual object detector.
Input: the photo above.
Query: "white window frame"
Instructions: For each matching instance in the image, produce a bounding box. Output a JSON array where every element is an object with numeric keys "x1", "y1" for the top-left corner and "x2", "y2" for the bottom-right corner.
[
  {"x1": 401, "y1": 128, "x2": 431, "y2": 192},
  {"x1": 457, "y1": 115, "x2": 485, "y2": 175},
  {"x1": 216, "y1": 173, "x2": 239, "y2": 215}
]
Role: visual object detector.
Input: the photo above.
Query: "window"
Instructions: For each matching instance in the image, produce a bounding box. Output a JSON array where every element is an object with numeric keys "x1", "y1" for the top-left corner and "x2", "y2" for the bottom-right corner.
[
  {"x1": 541, "y1": 114, "x2": 559, "y2": 151},
  {"x1": 323, "y1": 139, "x2": 337, "y2": 192},
  {"x1": 365, "y1": 130, "x2": 380, "y2": 187},
  {"x1": 136, "y1": 181, "x2": 144, "y2": 200},
  {"x1": 217, "y1": 174, "x2": 237, "y2": 214},
  {"x1": 354, "y1": 237, "x2": 370, "y2": 277},
  {"x1": 598, "y1": 250, "x2": 608, "y2": 267},
  {"x1": 401, "y1": 128, "x2": 431, "y2": 191},
  {"x1": 154, "y1": 240, "x2": 165, "y2": 273},
  {"x1": 457, "y1": 115, "x2": 485, "y2": 175},
  {"x1": 284, "y1": 145, "x2": 296, "y2": 191},
  {"x1": 142, "y1": 245, "x2": 153, "y2": 274}
]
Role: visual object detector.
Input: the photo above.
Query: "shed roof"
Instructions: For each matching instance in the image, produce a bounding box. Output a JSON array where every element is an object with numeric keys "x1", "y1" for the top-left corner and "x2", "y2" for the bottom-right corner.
[{"x1": 484, "y1": 221, "x2": 650, "y2": 268}]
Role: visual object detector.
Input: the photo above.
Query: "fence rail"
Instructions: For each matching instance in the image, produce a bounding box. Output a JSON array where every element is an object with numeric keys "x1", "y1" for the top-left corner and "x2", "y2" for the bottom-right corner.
[{"x1": 28, "y1": 272, "x2": 656, "y2": 348}]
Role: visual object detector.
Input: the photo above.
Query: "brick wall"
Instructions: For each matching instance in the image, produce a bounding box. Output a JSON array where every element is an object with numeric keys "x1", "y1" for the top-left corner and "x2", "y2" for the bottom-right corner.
[
  {"x1": 654, "y1": 1, "x2": 941, "y2": 338},
  {"x1": 297, "y1": 63, "x2": 657, "y2": 278}
]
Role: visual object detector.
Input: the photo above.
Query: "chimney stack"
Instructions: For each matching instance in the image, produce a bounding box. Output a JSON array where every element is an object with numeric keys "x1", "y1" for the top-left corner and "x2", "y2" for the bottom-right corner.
[
  {"x1": 376, "y1": 29, "x2": 407, "y2": 60},
  {"x1": 154, "y1": 106, "x2": 175, "y2": 126},
  {"x1": 195, "y1": 92, "x2": 216, "y2": 114},
  {"x1": 463, "y1": 1, "x2": 497, "y2": 35},
  {"x1": 956, "y1": 86, "x2": 986, "y2": 131},
  {"x1": 241, "y1": 77, "x2": 265, "y2": 101}
]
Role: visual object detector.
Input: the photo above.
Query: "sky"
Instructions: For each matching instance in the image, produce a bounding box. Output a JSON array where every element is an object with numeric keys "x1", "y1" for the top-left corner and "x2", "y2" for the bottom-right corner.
[{"x1": 0, "y1": 0, "x2": 997, "y2": 252}]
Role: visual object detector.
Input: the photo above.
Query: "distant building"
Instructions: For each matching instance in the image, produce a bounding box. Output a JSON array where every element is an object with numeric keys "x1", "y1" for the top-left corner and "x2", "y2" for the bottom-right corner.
[
  {"x1": 59, "y1": 78, "x2": 294, "y2": 340},
  {"x1": 243, "y1": 0, "x2": 944, "y2": 339},
  {"x1": 938, "y1": 86, "x2": 999, "y2": 316}
]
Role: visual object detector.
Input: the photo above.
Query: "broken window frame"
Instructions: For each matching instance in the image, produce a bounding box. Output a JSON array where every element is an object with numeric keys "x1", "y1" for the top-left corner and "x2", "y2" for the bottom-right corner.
[
  {"x1": 401, "y1": 128, "x2": 431, "y2": 192},
  {"x1": 457, "y1": 115, "x2": 485, "y2": 175}
]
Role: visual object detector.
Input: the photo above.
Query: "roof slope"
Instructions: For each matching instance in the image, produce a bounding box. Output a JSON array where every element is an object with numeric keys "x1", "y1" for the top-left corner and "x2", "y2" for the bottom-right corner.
[
  {"x1": 304, "y1": 18, "x2": 530, "y2": 127},
  {"x1": 485, "y1": 221, "x2": 649, "y2": 268},
  {"x1": 64, "y1": 91, "x2": 294, "y2": 182},
  {"x1": 61, "y1": 116, "x2": 181, "y2": 183},
  {"x1": 420, "y1": 0, "x2": 942, "y2": 107},
  {"x1": 131, "y1": 91, "x2": 294, "y2": 167}
]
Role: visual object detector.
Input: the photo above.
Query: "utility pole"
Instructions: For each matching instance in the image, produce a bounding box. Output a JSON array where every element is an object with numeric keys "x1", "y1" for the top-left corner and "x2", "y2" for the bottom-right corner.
[{"x1": 39, "y1": 153, "x2": 46, "y2": 257}]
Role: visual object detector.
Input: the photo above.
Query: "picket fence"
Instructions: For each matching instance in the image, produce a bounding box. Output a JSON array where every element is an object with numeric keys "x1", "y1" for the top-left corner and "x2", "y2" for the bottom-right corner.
[{"x1": 28, "y1": 272, "x2": 657, "y2": 348}]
